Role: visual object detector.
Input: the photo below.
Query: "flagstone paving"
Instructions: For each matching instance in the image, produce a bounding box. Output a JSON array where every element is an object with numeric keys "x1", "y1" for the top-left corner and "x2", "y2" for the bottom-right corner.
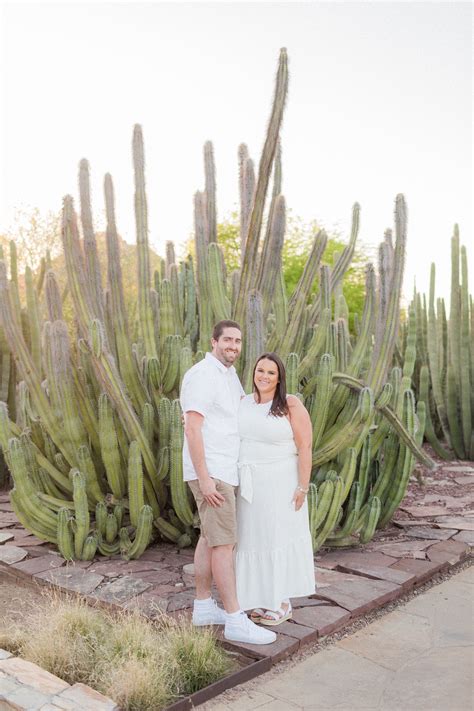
[
  {"x1": 202, "y1": 567, "x2": 473, "y2": 710},
  {"x1": 0, "y1": 449, "x2": 473, "y2": 700}
]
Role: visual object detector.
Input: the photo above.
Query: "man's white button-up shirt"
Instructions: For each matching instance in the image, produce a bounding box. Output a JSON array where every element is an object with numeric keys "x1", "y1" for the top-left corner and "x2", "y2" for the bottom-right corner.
[{"x1": 180, "y1": 352, "x2": 245, "y2": 486}]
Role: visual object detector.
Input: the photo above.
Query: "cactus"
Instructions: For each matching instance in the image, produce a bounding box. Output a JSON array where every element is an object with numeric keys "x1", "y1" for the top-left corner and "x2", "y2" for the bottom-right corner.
[
  {"x1": 72, "y1": 470, "x2": 90, "y2": 559},
  {"x1": 169, "y1": 400, "x2": 194, "y2": 526},
  {"x1": 234, "y1": 48, "x2": 289, "y2": 326},
  {"x1": 412, "y1": 227, "x2": 472, "y2": 459},
  {"x1": 0, "y1": 49, "x2": 442, "y2": 562},
  {"x1": 128, "y1": 440, "x2": 145, "y2": 528},
  {"x1": 124, "y1": 505, "x2": 153, "y2": 560},
  {"x1": 286, "y1": 353, "x2": 299, "y2": 395},
  {"x1": 57, "y1": 508, "x2": 75, "y2": 561}
]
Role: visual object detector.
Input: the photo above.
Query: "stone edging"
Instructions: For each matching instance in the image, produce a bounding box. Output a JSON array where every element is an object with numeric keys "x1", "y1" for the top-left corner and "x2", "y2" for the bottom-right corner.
[{"x1": 0, "y1": 648, "x2": 118, "y2": 710}]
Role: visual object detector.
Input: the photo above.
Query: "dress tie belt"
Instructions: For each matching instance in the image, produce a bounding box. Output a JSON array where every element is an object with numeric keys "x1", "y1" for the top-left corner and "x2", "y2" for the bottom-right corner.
[{"x1": 237, "y1": 454, "x2": 297, "y2": 504}]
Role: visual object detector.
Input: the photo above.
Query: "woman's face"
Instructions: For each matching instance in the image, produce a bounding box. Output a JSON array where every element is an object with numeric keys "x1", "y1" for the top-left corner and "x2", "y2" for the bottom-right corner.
[{"x1": 254, "y1": 358, "x2": 280, "y2": 396}]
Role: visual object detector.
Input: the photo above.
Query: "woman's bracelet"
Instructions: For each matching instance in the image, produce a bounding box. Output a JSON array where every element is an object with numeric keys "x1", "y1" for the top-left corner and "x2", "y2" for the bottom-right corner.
[{"x1": 296, "y1": 484, "x2": 309, "y2": 494}]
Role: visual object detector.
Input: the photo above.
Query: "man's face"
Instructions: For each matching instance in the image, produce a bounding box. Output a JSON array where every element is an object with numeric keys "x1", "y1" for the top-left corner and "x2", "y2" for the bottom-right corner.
[{"x1": 211, "y1": 327, "x2": 242, "y2": 367}]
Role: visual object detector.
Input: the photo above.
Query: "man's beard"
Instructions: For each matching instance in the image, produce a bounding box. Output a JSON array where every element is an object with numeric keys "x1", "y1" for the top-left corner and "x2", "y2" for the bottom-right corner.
[{"x1": 221, "y1": 349, "x2": 237, "y2": 365}]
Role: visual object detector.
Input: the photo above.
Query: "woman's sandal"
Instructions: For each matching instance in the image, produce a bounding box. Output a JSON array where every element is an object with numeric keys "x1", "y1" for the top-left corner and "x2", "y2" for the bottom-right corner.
[
  {"x1": 259, "y1": 600, "x2": 292, "y2": 626},
  {"x1": 250, "y1": 608, "x2": 266, "y2": 622}
]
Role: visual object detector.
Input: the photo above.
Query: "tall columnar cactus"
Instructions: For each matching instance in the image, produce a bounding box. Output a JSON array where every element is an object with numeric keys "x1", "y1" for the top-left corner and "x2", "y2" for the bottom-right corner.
[
  {"x1": 234, "y1": 48, "x2": 289, "y2": 326},
  {"x1": 238, "y1": 144, "x2": 255, "y2": 262},
  {"x1": 0, "y1": 49, "x2": 440, "y2": 562},
  {"x1": 411, "y1": 227, "x2": 472, "y2": 459}
]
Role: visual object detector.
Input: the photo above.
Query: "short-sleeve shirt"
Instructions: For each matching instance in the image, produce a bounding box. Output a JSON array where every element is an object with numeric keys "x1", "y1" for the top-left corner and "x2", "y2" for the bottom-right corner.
[{"x1": 180, "y1": 352, "x2": 245, "y2": 486}]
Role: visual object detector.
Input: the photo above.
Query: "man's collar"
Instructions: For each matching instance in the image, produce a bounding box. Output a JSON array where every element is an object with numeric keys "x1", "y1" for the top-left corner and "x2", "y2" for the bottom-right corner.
[{"x1": 205, "y1": 352, "x2": 235, "y2": 374}]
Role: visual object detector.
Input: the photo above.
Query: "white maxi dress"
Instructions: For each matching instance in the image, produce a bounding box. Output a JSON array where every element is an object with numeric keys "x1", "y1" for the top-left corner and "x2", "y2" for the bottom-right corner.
[{"x1": 235, "y1": 394, "x2": 316, "y2": 612}]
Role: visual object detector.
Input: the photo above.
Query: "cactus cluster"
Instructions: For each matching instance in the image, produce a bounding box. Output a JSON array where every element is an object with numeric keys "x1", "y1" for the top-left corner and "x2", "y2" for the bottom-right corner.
[
  {"x1": 406, "y1": 228, "x2": 473, "y2": 461},
  {"x1": 0, "y1": 49, "x2": 435, "y2": 559}
]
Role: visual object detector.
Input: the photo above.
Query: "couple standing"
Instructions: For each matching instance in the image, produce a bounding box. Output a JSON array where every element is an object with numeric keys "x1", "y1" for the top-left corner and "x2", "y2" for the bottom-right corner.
[{"x1": 180, "y1": 320, "x2": 315, "y2": 645}]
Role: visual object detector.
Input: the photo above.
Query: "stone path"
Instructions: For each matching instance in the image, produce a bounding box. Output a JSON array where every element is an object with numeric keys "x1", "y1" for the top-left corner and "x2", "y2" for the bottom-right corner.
[
  {"x1": 0, "y1": 454, "x2": 473, "y2": 694},
  {"x1": 202, "y1": 566, "x2": 473, "y2": 710}
]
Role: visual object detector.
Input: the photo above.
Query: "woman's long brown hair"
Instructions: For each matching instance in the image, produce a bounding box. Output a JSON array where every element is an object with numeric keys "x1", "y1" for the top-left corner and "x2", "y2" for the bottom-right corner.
[{"x1": 252, "y1": 352, "x2": 289, "y2": 417}]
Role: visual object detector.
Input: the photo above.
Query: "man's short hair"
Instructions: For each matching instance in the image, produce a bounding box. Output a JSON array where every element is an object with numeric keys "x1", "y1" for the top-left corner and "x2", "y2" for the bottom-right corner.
[{"x1": 212, "y1": 320, "x2": 242, "y2": 341}]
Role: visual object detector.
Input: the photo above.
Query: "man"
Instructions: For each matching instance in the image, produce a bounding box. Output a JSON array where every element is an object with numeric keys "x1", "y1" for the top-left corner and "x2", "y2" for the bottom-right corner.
[{"x1": 180, "y1": 320, "x2": 276, "y2": 644}]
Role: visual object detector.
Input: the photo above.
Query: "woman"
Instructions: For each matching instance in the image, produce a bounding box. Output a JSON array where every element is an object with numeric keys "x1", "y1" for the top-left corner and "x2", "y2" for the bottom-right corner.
[{"x1": 235, "y1": 352, "x2": 316, "y2": 625}]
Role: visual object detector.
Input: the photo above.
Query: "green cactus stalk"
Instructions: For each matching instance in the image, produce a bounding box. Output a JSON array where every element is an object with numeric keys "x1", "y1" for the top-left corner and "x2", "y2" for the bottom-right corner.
[
  {"x1": 98, "y1": 393, "x2": 126, "y2": 499},
  {"x1": 133, "y1": 125, "x2": 157, "y2": 359},
  {"x1": 24, "y1": 266, "x2": 42, "y2": 374},
  {"x1": 154, "y1": 515, "x2": 181, "y2": 543},
  {"x1": 71, "y1": 470, "x2": 90, "y2": 559},
  {"x1": 459, "y1": 245, "x2": 472, "y2": 456},
  {"x1": 359, "y1": 496, "x2": 381, "y2": 544},
  {"x1": 207, "y1": 242, "x2": 231, "y2": 321},
  {"x1": 418, "y1": 366, "x2": 453, "y2": 459},
  {"x1": 79, "y1": 158, "x2": 105, "y2": 326},
  {"x1": 234, "y1": 48, "x2": 289, "y2": 325},
  {"x1": 312, "y1": 476, "x2": 343, "y2": 551},
  {"x1": 243, "y1": 291, "x2": 264, "y2": 393},
  {"x1": 57, "y1": 508, "x2": 75, "y2": 561},
  {"x1": 238, "y1": 144, "x2": 255, "y2": 261},
  {"x1": 286, "y1": 353, "x2": 299, "y2": 395},
  {"x1": 169, "y1": 400, "x2": 194, "y2": 526},
  {"x1": 310, "y1": 353, "x2": 333, "y2": 450},
  {"x1": 368, "y1": 196, "x2": 407, "y2": 395},
  {"x1": 82, "y1": 533, "x2": 98, "y2": 561},
  {"x1": 162, "y1": 335, "x2": 182, "y2": 393},
  {"x1": 278, "y1": 230, "x2": 327, "y2": 359},
  {"x1": 124, "y1": 505, "x2": 153, "y2": 559},
  {"x1": 128, "y1": 440, "x2": 145, "y2": 528},
  {"x1": 204, "y1": 141, "x2": 217, "y2": 244},
  {"x1": 77, "y1": 445, "x2": 105, "y2": 505},
  {"x1": 446, "y1": 365, "x2": 465, "y2": 458},
  {"x1": 105, "y1": 513, "x2": 118, "y2": 544},
  {"x1": 378, "y1": 390, "x2": 417, "y2": 527},
  {"x1": 179, "y1": 347, "x2": 193, "y2": 390},
  {"x1": 194, "y1": 191, "x2": 213, "y2": 351},
  {"x1": 104, "y1": 173, "x2": 147, "y2": 412}
]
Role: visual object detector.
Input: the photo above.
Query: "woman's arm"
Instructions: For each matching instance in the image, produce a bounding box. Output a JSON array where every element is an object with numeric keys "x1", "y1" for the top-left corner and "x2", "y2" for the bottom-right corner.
[{"x1": 287, "y1": 395, "x2": 313, "y2": 511}]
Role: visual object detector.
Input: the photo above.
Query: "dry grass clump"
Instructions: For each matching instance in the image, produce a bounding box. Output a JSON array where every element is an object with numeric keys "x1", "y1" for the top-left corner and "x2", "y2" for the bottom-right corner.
[
  {"x1": 0, "y1": 591, "x2": 233, "y2": 710},
  {"x1": 163, "y1": 617, "x2": 234, "y2": 695}
]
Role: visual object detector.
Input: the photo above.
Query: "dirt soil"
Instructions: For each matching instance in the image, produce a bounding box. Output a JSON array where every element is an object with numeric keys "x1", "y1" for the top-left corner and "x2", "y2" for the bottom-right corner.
[{"x1": 0, "y1": 573, "x2": 49, "y2": 627}]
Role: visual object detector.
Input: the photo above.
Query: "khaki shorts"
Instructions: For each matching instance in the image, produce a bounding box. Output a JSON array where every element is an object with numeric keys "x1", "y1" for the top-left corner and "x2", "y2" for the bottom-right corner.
[{"x1": 187, "y1": 479, "x2": 237, "y2": 547}]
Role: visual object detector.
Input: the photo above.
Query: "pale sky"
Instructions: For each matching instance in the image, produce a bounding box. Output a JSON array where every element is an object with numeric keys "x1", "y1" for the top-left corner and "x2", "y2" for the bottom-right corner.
[{"x1": 1, "y1": 1, "x2": 472, "y2": 301}]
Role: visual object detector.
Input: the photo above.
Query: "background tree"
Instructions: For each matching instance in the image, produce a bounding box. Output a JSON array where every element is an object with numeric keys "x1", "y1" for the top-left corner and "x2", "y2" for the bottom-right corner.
[{"x1": 0, "y1": 206, "x2": 62, "y2": 273}]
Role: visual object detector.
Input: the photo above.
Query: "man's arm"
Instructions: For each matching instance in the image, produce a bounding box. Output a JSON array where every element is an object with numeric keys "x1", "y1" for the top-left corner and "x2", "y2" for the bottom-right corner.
[{"x1": 184, "y1": 411, "x2": 225, "y2": 508}]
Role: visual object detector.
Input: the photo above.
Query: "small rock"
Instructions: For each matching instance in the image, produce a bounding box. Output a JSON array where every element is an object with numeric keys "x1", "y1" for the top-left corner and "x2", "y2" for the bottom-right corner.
[
  {"x1": 0, "y1": 545, "x2": 27, "y2": 564},
  {"x1": 404, "y1": 527, "x2": 457, "y2": 541},
  {"x1": 93, "y1": 575, "x2": 152, "y2": 604}
]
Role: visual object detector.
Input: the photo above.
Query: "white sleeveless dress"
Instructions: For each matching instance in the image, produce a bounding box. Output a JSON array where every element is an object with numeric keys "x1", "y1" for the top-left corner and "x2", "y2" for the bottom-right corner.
[{"x1": 235, "y1": 394, "x2": 316, "y2": 611}]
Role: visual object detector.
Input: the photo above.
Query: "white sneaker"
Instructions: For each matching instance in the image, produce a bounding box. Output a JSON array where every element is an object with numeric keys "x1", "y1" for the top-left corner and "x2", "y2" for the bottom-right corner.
[
  {"x1": 224, "y1": 612, "x2": 277, "y2": 645},
  {"x1": 192, "y1": 598, "x2": 226, "y2": 626}
]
